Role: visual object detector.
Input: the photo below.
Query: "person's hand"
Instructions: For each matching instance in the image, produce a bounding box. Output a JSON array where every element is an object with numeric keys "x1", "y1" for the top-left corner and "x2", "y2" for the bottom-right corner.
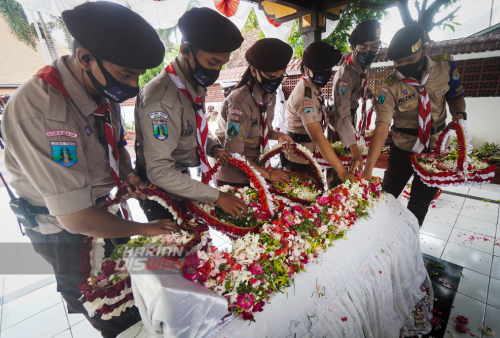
[
  {"x1": 121, "y1": 175, "x2": 147, "y2": 200},
  {"x1": 451, "y1": 114, "x2": 464, "y2": 123},
  {"x1": 349, "y1": 145, "x2": 364, "y2": 174},
  {"x1": 142, "y1": 219, "x2": 180, "y2": 236},
  {"x1": 339, "y1": 169, "x2": 355, "y2": 183},
  {"x1": 215, "y1": 192, "x2": 247, "y2": 220},
  {"x1": 213, "y1": 148, "x2": 232, "y2": 166},
  {"x1": 268, "y1": 170, "x2": 290, "y2": 184},
  {"x1": 278, "y1": 133, "x2": 294, "y2": 144},
  {"x1": 362, "y1": 168, "x2": 372, "y2": 183},
  {"x1": 326, "y1": 109, "x2": 336, "y2": 124}
]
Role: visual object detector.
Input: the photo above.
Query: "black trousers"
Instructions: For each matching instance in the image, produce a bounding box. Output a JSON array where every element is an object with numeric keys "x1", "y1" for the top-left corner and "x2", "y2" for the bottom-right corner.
[
  {"x1": 25, "y1": 229, "x2": 139, "y2": 338},
  {"x1": 382, "y1": 143, "x2": 439, "y2": 226},
  {"x1": 284, "y1": 160, "x2": 314, "y2": 176}
]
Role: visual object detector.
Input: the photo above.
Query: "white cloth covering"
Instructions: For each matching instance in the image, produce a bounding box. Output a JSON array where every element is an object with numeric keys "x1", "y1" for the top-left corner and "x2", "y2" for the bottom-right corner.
[{"x1": 120, "y1": 194, "x2": 431, "y2": 338}]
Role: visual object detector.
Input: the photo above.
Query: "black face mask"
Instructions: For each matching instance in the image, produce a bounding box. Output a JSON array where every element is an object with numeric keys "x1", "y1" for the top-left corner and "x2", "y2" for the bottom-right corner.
[
  {"x1": 86, "y1": 57, "x2": 139, "y2": 103},
  {"x1": 256, "y1": 70, "x2": 284, "y2": 94},
  {"x1": 355, "y1": 50, "x2": 378, "y2": 65},
  {"x1": 186, "y1": 51, "x2": 220, "y2": 87},
  {"x1": 395, "y1": 55, "x2": 424, "y2": 79},
  {"x1": 310, "y1": 70, "x2": 333, "y2": 88}
]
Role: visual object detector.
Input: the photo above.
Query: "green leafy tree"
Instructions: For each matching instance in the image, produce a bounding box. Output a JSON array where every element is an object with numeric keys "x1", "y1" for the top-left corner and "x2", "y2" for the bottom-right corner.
[{"x1": 0, "y1": 0, "x2": 38, "y2": 49}]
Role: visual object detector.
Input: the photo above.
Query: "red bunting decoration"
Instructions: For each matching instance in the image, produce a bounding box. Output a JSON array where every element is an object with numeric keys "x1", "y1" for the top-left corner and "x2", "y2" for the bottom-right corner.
[
  {"x1": 214, "y1": 0, "x2": 240, "y2": 17},
  {"x1": 266, "y1": 17, "x2": 281, "y2": 27}
]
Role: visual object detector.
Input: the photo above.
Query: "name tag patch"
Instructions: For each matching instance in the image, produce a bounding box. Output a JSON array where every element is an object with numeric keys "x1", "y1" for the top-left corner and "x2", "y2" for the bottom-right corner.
[
  {"x1": 45, "y1": 130, "x2": 78, "y2": 139},
  {"x1": 229, "y1": 109, "x2": 243, "y2": 115},
  {"x1": 51, "y1": 141, "x2": 77, "y2": 167},
  {"x1": 228, "y1": 114, "x2": 239, "y2": 121},
  {"x1": 149, "y1": 112, "x2": 169, "y2": 120},
  {"x1": 153, "y1": 120, "x2": 168, "y2": 141},
  {"x1": 398, "y1": 93, "x2": 416, "y2": 104}
]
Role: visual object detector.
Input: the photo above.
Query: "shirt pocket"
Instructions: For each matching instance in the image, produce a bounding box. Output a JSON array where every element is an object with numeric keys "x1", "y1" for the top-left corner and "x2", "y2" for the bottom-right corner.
[{"x1": 432, "y1": 86, "x2": 449, "y2": 106}]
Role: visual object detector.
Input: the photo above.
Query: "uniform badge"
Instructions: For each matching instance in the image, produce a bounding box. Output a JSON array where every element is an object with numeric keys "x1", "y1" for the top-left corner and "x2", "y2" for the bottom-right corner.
[
  {"x1": 51, "y1": 141, "x2": 77, "y2": 167},
  {"x1": 229, "y1": 114, "x2": 239, "y2": 121},
  {"x1": 303, "y1": 107, "x2": 314, "y2": 114},
  {"x1": 377, "y1": 94, "x2": 386, "y2": 104},
  {"x1": 45, "y1": 130, "x2": 79, "y2": 139},
  {"x1": 153, "y1": 120, "x2": 168, "y2": 141},
  {"x1": 229, "y1": 109, "x2": 243, "y2": 115},
  {"x1": 452, "y1": 69, "x2": 460, "y2": 80},
  {"x1": 227, "y1": 136, "x2": 233, "y2": 142},
  {"x1": 181, "y1": 119, "x2": 193, "y2": 137},
  {"x1": 305, "y1": 87, "x2": 312, "y2": 99},
  {"x1": 238, "y1": 135, "x2": 243, "y2": 140},
  {"x1": 250, "y1": 118, "x2": 258, "y2": 127},
  {"x1": 381, "y1": 88, "x2": 388, "y2": 93},
  {"x1": 149, "y1": 112, "x2": 169, "y2": 120},
  {"x1": 339, "y1": 87, "x2": 346, "y2": 96},
  {"x1": 227, "y1": 122, "x2": 240, "y2": 137},
  {"x1": 403, "y1": 89, "x2": 408, "y2": 95},
  {"x1": 84, "y1": 126, "x2": 92, "y2": 136}
]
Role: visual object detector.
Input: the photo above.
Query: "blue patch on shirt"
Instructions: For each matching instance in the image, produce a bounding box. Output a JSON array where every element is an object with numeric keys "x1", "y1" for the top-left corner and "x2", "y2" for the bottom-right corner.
[
  {"x1": 445, "y1": 61, "x2": 465, "y2": 101},
  {"x1": 377, "y1": 94, "x2": 386, "y2": 104}
]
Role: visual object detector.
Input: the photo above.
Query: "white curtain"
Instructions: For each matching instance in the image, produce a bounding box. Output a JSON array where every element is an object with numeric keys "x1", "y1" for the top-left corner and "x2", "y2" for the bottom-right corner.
[
  {"x1": 126, "y1": 0, "x2": 190, "y2": 30},
  {"x1": 254, "y1": 4, "x2": 294, "y2": 42},
  {"x1": 14, "y1": 0, "x2": 86, "y2": 17}
]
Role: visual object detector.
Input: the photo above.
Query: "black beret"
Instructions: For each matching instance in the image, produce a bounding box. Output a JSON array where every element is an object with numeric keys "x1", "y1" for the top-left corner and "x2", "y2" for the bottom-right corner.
[
  {"x1": 179, "y1": 7, "x2": 243, "y2": 53},
  {"x1": 62, "y1": 1, "x2": 165, "y2": 69},
  {"x1": 302, "y1": 41, "x2": 342, "y2": 70},
  {"x1": 387, "y1": 24, "x2": 426, "y2": 60},
  {"x1": 348, "y1": 19, "x2": 381, "y2": 47},
  {"x1": 245, "y1": 38, "x2": 293, "y2": 72}
]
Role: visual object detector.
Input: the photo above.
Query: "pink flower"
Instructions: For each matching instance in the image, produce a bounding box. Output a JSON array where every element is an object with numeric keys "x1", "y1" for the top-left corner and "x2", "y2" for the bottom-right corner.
[
  {"x1": 186, "y1": 252, "x2": 200, "y2": 269},
  {"x1": 318, "y1": 197, "x2": 330, "y2": 205},
  {"x1": 248, "y1": 202, "x2": 259, "y2": 208},
  {"x1": 370, "y1": 183, "x2": 377, "y2": 192},
  {"x1": 241, "y1": 311, "x2": 254, "y2": 321},
  {"x1": 375, "y1": 191, "x2": 380, "y2": 198},
  {"x1": 252, "y1": 301, "x2": 265, "y2": 312},
  {"x1": 334, "y1": 194, "x2": 342, "y2": 202},
  {"x1": 283, "y1": 212, "x2": 294, "y2": 227},
  {"x1": 308, "y1": 206, "x2": 320, "y2": 214},
  {"x1": 430, "y1": 317, "x2": 441, "y2": 328},
  {"x1": 96, "y1": 273, "x2": 108, "y2": 282},
  {"x1": 183, "y1": 267, "x2": 199, "y2": 281},
  {"x1": 249, "y1": 261, "x2": 263, "y2": 275},
  {"x1": 237, "y1": 292, "x2": 255, "y2": 311},
  {"x1": 292, "y1": 205, "x2": 304, "y2": 214},
  {"x1": 455, "y1": 315, "x2": 469, "y2": 325},
  {"x1": 101, "y1": 261, "x2": 116, "y2": 276}
]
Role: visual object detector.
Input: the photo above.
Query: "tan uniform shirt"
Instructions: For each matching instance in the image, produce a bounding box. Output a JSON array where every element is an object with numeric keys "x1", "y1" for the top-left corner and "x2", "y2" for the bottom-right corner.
[
  {"x1": 135, "y1": 57, "x2": 219, "y2": 204},
  {"x1": 215, "y1": 84, "x2": 275, "y2": 184},
  {"x1": 375, "y1": 54, "x2": 465, "y2": 152},
  {"x1": 332, "y1": 56, "x2": 373, "y2": 147},
  {"x1": 2, "y1": 56, "x2": 121, "y2": 234},
  {"x1": 284, "y1": 77, "x2": 323, "y2": 164}
]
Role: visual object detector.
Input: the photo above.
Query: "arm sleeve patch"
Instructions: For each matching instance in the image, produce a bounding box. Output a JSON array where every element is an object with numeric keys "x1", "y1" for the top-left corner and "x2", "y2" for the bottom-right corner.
[{"x1": 445, "y1": 60, "x2": 465, "y2": 101}]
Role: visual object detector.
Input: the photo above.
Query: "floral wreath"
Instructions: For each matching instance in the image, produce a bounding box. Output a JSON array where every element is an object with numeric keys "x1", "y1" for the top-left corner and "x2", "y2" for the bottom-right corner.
[
  {"x1": 185, "y1": 153, "x2": 276, "y2": 238},
  {"x1": 411, "y1": 120, "x2": 497, "y2": 187},
  {"x1": 258, "y1": 142, "x2": 325, "y2": 191},
  {"x1": 78, "y1": 184, "x2": 205, "y2": 319},
  {"x1": 403, "y1": 185, "x2": 442, "y2": 203}
]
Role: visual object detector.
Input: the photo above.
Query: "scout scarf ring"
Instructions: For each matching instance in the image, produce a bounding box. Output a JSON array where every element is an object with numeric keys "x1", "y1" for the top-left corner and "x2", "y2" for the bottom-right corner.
[
  {"x1": 402, "y1": 74, "x2": 431, "y2": 153},
  {"x1": 164, "y1": 62, "x2": 213, "y2": 184}
]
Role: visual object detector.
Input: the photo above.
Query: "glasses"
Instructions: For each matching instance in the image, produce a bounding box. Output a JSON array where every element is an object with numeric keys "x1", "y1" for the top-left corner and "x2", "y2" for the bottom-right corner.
[{"x1": 356, "y1": 40, "x2": 382, "y2": 54}]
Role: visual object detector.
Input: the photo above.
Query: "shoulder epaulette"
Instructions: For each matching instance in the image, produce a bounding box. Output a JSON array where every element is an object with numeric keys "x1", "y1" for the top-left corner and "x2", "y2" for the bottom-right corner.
[
  {"x1": 234, "y1": 85, "x2": 248, "y2": 104},
  {"x1": 304, "y1": 86, "x2": 312, "y2": 99},
  {"x1": 432, "y1": 53, "x2": 452, "y2": 61},
  {"x1": 383, "y1": 74, "x2": 397, "y2": 86}
]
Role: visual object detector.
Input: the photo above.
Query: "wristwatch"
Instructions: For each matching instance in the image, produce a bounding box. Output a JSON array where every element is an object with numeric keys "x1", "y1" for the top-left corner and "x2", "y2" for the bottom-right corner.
[
  {"x1": 209, "y1": 145, "x2": 223, "y2": 158},
  {"x1": 452, "y1": 111, "x2": 467, "y2": 120}
]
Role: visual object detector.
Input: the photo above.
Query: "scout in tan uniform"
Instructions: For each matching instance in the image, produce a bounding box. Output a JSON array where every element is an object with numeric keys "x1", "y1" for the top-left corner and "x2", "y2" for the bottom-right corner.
[
  {"x1": 285, "y1": 42, "x2": 355, "y2": 182},
  {"x1": 328, "y1": 20, "x2": 381, "y2": 188},
  {"x1": 135, "y1": 8, "x2": 247, "y2": 221},
  {"x1": 363, "y1": 25, "x2": 466, "y2": 226},
  {"x1": 1, "y1": 3, "x2": 176, "y2": 337},
  {"x1": 216, "y1": 38, "x2": 294, "y2": 187}
]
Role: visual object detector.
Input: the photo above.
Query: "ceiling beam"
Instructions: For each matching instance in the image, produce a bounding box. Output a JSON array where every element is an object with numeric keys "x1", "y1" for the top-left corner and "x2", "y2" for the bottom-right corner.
[
  {"x1": 318, "y1": 0, "x2": 355, "y2": 11},
  {"x1": 262, "y1": 0, "x2": 312, "y2": 11}
]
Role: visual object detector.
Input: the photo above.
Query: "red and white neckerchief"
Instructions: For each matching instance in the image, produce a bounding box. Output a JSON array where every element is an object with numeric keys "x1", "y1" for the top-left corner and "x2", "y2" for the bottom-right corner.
[
  {"x1": 402, "y1": 73, "x2": 431, "y2": 153},
  {"x1": 249, "y1": 84, "x2": 271, "y2": 170},
  {"x1": 35, "y1": 65, "x2": 130, "y2": 219},
  {"x1": 164, "y1": 62, "x2": 213, "y2": 184},
  {"x1": 346, "y1": 56, "x2": 373, "y2": 137}
]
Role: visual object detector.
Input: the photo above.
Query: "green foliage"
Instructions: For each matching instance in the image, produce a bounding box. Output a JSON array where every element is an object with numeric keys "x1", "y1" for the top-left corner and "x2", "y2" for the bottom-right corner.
[
  {"x1": 138, "y1": 60, "x2": 165, "y2": 89},
  {"x1": 242, "y1": 7, "x2": 259, "y2": 35},
  {"x1": 287, "y1": 20, "x2": 303, "y2": 59},
  {"x1": 0, "y1": 0, "x2": 38, "y2": 49}
]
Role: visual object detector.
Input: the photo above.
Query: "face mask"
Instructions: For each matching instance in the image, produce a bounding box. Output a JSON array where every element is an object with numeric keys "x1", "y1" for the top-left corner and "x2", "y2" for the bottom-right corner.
[
  {"x1": 86, "y1": 57, "x2": 139, "y2": 103},
  {"x1": 355, "y1": 50, "x2": 378, "y2": 65},
  {"x1": 395, "y1": 55, "x2": 424, "y2": 79},
  {"x1": 256, "y1": 70, "x2": 284, "y2": 94},
  {"x1": 310, "y1": 70, "x2": 333, "y2": 88},
  {"x1": 186, "y1": 51, "x2": 220, "y2": 87}
]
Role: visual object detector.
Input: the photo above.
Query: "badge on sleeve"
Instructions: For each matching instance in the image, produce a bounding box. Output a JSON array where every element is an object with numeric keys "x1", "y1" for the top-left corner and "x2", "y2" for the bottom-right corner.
[
  {"x1": 338, "y1": 87, "x2": 346, "y2": 96},
  {"x1": 250, "y1": 118, "x2": 258, "y2": 127},
  {"x1": 304, "y1": 87, "x2": 312, "y2": 98},
  {"x1": 227, "y1": 122, "x2": 240, "y2": 137},
  {"x1": 153, "y1": 120, "x2": 168, "y2": 141},
  {"x1": 452, "y1": 69, "x2": 460, "y2": 80},
  {"x1": 51, "y1": 142, "x2": 77, "y2": 167},
  {"x1": 377, "y1": 94, "x2": 386, "y2": 104}
]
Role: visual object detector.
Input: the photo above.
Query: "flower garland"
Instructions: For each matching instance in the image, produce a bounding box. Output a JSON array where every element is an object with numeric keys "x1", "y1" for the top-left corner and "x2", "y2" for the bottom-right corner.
[
  {"x1": 258, "y1": 142, "x2": 325, "y2": 191},
  {"x1": 186, "y1": 154, "x2": 276, "y2": 238},
  {"x1": 313, "y1": 140, "x2": 368, "y2": 169},
  {"x1": 403, "y1": 185, "x2": 442, "y2": 205},
  {"x1": 183, "y1": 178, "x2": 384, "y2": 321},
  {"x1": 269, "y1": 171, "x2": 321, "y2": 206},
  {"x1": 411, "y1": 121, "x2": 497, "y2": 188}
]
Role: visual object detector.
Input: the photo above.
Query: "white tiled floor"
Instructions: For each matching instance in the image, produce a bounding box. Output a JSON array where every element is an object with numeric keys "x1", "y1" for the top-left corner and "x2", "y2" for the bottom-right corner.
[{"x1": 416, "y1": 183, "x2": 500, "y2": 338}]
